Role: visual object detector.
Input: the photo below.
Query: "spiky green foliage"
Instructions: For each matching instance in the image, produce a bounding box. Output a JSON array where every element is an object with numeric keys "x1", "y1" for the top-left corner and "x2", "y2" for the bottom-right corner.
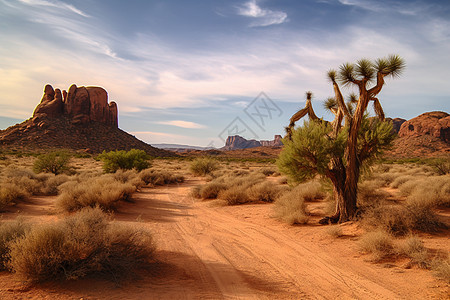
[
  {"x1": 338, "y1": 63, "x2": 356, "y2": 86},
  {"x1": 278, "y1": 118, "x2": 394, "y2": 184},
  {"x1": 98, "y1": 149, "x2": 151, "y2": 173},
  {"x1": 327, "y1": 70, "x2": 337, "y2": 82},
  {"x1": 386, "y1": 54, "x2": 406, "y2": 77},
  {"x1": 355, "y1": 59, "x2": 375, "y2": 81},
  {"x1": 277, "y1": 120, "x2": 346, "y2": 183},
  {"x1": 324, "y1": 97, "x2": 337, "y2": 111}
]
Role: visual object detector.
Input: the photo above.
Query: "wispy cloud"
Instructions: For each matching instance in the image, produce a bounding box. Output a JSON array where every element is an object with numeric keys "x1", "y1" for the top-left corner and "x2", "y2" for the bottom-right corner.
[
  {"x1": 157, "y1": 120, "x2": 206, "y2": 129},
  {"x1": 337, "y1": 0, "x2": 383, "y2": 12},
  {"x1": 17, "y1": 0, "x2": 90, "y2": 17},
  {"x1": 237, "y1": 0, "x2": 287, "y2": 27}
]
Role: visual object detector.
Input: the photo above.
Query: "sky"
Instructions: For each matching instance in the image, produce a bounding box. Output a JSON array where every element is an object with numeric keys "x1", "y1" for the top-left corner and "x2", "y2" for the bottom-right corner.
[{"x1": 0, "y1": 0, "x2": 449, "y2": 147}]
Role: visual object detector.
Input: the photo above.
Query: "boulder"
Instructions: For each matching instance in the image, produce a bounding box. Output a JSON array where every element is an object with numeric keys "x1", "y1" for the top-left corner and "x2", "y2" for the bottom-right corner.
[{"x1": 398, "y1": 111, "x2": 449, "y2": 143}]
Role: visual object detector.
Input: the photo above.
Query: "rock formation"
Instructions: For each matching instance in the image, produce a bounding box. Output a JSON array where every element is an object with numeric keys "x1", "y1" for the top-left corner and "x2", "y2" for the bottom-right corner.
[
  {"x1": 222, "y1": 135, "x2": 283, "y2": 150},
  {"x1": 261, "y1": 135, "x2": 283, "y2": 147},
  {"x1": 33, "y1": 84, "x2": 118, "y2": 127},
  {"x1": 0, "y1": 84, "x2": 174, "y2": 156},
  {"x1": 398, "y1": 111, "x2": 449, "y2": 143},
  {"x1": 385, "y1": 117, "x2": 406, "y2": 134}
]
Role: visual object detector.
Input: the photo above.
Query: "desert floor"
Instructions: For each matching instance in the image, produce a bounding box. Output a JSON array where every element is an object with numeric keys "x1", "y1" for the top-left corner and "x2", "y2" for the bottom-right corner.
[{"x1": 0, "y1": 172, "x2": 449, "y2": 299}]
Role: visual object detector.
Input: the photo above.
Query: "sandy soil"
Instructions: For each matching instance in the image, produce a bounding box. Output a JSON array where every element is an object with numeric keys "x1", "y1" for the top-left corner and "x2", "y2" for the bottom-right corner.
[{"x1": 0, "y1": 178, "x2": 449, "y2": 299}]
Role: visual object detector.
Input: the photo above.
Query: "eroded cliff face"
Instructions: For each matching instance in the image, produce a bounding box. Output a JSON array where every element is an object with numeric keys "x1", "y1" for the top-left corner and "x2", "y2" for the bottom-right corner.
[
  {"x1": 398, "y1": 111, "x2": 449, "y2": 143},
  {"x1": 33, "y1": 84, "x2": 118, "y2": 127},
  {"x1": 222, "y1": 135, "x2": 283, "y2": 150}
]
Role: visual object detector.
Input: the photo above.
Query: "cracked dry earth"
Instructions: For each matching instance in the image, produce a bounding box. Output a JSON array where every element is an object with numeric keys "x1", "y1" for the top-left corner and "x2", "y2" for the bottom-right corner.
[{"x1": 0, "y1": 178, "x2": 448, "y2": 299}]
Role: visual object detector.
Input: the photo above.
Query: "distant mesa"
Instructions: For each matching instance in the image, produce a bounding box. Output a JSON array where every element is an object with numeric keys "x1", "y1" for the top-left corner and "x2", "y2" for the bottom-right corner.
[
  {"x1": 222, "y1": 135, "x2": 283, "y2": 150},
  {"x1": 33, "y1": 84, "x2": 118, "y2": 127},
  {"x1": 0, "y1": 83, "x2": 174, "y2": 156}
]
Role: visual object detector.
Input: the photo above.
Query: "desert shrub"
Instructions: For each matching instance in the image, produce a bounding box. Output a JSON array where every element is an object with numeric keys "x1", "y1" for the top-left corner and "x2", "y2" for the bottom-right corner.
[
  {"x1": 405, "y1": 199, "x2": 446, "y2": 232},
  {"x1": 326, "y1": 225, "x2": 344, "y2": 238},
  {"x1": 219, "y1": 186, "x2": 250, "y2": 205},
  {"x1": 260, "y1": 168, "x2": 276, "y2": 176},
  {"x1": 139, "y1": 169, "x2": 184, "y2": 186},
  {"x1": 247, "y1": 181, "x2": 283, "y2": 203},
  {"x1": 431, "y1": 257, "x2": 450, "y2": 283},
  {"x1": 273, "y1": 188, "x2": 309, "y2": 225},
  {"x1": 112, "y1": 169, "x2": 144, "y2": 188},
  {"x1": 0, "y1": 183, "x2": 30, "y2": 210},
  {"x1": 33, "y1": 151, "x2": 71, "y2": 175},
  {"x1": 190, "y1": 158, "x2": 219, "y2": 176},
  {"x1": 406, "y1": 175, "x2": 450, "y2": 207},
  {"x1": 428, "y1": 158, "x2": 450, "y2": 175},
  {"x1": 98, "y1": 149, "x2": 151, "y2": 173},
  {"x1": 359, "y1": 230, "x2": 395, "y2": 261},
  {"x1": 358, "y1": 180, "x2": 389, "y2": 208},
  {"x1": 56, "y1": 176, "x2": 136, "y2": 212},
  {"x1": 6, "y1": 208, "x2": 155, "y2": 282},
  {"x1": 363, "y1": 205, "x2": 412, "y2": 236},
  {"x1": 389, "y1": 175, "x2": 415, "y2": 188},
  {"x1": 198, "y1": 182, "x2": 228, "y2": 199},
  {"x1": 40, "y1": 174, "x2": 70, "y2": 195},
  {"x1": 0, "y1": 218, "x2": 30, "y2": 269},
  {"x1": 399, "y1": 235, "x2": 430, "y2": 269}
]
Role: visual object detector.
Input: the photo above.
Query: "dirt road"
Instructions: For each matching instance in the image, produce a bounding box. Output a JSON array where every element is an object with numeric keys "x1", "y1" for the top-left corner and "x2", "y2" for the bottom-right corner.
[{"x1": 0, "y1": 179, "x2": 448, "y2": 299}]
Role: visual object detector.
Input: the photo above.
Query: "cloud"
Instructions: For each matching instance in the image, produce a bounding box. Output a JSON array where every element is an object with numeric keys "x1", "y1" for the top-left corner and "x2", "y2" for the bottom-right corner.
[
  {"x1": 237, "y1": 0, "x2": 287, "y2": 27},
  {"x1": 17, "y1": 0, "x2": 90, "y2": 17},
  {"x1": 157, "y1": 120, "x2": 206, "y2": 129},
  {"x1": 337, "y1": 0, "x2": 383, "y2": 12}
]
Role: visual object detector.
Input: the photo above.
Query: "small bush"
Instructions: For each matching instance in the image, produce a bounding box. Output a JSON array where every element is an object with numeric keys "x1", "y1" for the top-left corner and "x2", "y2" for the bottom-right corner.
[
  {"x1": 0, "y1": 218, "x2": 30, "y2": 269},
  {"x1": 260, "y1": 168, "x2": 276, "y2": 176},
  {"x1": 56, "y1": 176, "x2": 136, "y2": 212},
  {"x1": 139, "y1": 169, "x2": 184, "y2": 186},
  {"x1": 98, "y1": 149, "x2": 151, "y2": 173},
  {"x1": 190, "y1": 158, "x2": 219, "y2": 176},
  {"x1": 33, "y1": 151, "x2": 71, "y2": 175},
  {"x1": 406, "y1": 199, "x2": 446, "y2": 232},
  {"x1": 400, "y1": 235, "x2": 430, "y2": 269},
  {"x1": 359, "y1": 231, "x2": 395, "y2": 261},
  {"x1": 6, "y1": 208, "x2": 155, "y2": 282},
  {"x1": 326, "y1": 225, "x2": 344, "y2": 238},
  {"x1": 198, "y1": 182, "x2": 228, "y2": 199},
  {"x1": 219, "y1": 186, "x2": 250, "y2": 205},
  {"x1": 431, "y1": 257, "x2": 450, "y2": 283},
  {"x1": 247, "y1": 181, "x2": 283, "y2": 203},
  {"x1": 273, "y1": 188, "x2": 309, "y2": 225},
  {"x1": 0, "y1": 183, "x2": 30, "y2": 210}
]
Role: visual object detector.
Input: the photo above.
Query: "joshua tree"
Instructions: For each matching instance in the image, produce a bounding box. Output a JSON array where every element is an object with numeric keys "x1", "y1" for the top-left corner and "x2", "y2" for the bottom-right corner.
[{"x1": 277, "y1": 55, "x2": 405, "y2": 223}]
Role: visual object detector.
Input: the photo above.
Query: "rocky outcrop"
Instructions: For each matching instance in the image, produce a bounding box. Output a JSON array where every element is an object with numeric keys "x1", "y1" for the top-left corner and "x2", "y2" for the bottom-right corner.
[
  {"x1": 398, "y1": 111, "x2": 449, "y2": 143},
  {"x1": 1, "y1": 84, "x2": 174, "y2": 156},
  {"x1": 261, "y1": 135, "x2": 283, "y2": 147},
  {"x1": 33, "y1": 84, "x2": 118, "y2": 127},
  {"x1": 222, "y1": 135, "x2": 283, "y2": 150}
]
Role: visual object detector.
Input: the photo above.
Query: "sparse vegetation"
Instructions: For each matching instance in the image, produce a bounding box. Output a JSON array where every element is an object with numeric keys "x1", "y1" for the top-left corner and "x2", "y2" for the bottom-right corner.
[
  {"x1": 5, "y1": 208, "x2": 155, "y2": 283},
  {"x1": 33, "y1": 151, "x2": 72, "y2": 175},
  {"x1": 273, "y1": 182, "x2": 324, "y2": 225},
  {"x1": 0, "y1": 218, "x2": 30, "y2": 270},
  {"x1": 359, "y1": 230, "x2": 395, "y2": 261},
  {"x1": 190, "y1": 157, "x2": 219, "y2": 176},
  {"x1": 98, "y1": 149, "x2": 151, "y2": 173},
  {"x1": 139, "y1": 169, "x2": 184, "y2": 186},
  {"x1": 56, "y1": 175, "x2": 136, "y2": 212}
]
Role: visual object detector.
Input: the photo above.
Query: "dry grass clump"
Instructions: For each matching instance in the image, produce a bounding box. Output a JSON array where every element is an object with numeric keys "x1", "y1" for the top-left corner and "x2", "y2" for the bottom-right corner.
[
  {"x1": 399, "y1": 235, "x2": 430, "y2": 269},
  {"x1": 192, "y1": 172, "x2": 281, "y2": 205},
  {"x1": 362, "y1": 205, "x2": 411, "y2": 236},
  {"x1": 404, "y1": 175, "x2": 450, "y2": 207},
  {"x1": 5, "y1": 208, "x2": 155, "y2": 283},
  {"x1": 272, "y1": 181, "x2": 324, "y2": 225},
  {"x1": 359, "y1": 230, "x2": 395, "y2": 261},
  {"x1": 357, "y1": 179, "x2": 389, "y2": 208},
  {"x1": 326, "y1": 225, "x2": 344, "y2": 238},
  {"x1": 0, "y1": 218, "x2": 30, "y2": 270},
  {"x1": 139, "y1": 169, "x2": 185, "y2": 186},
  {"x1": 190, "y1": 158, "x2": 219, "y2": 176},
  {"x1": 431, "y1": 257, "x2": 450, "y2": 283},
  {"x1": 57, "y1": 175, "x2": 136, "y2": 212},
  {"x1": 0, "y1": 166, "x2": 71, "y2": 210}
]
